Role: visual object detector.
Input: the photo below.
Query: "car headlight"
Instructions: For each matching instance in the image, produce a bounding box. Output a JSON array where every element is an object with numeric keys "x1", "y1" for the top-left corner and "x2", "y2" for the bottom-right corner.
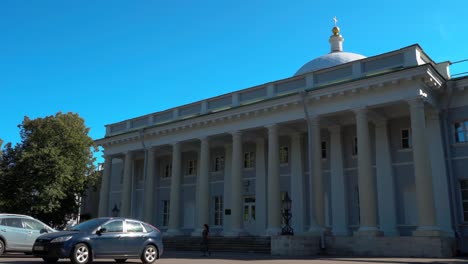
[{"x1": 51, "y1": 236, "x2": 73, "y2": 243}]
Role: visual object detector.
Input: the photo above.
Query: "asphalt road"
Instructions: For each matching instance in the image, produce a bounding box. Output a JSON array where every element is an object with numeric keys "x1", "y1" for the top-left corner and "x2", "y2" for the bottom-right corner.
[{"x1": 1, "y1": 251, "x2": 468, "y2": 264}]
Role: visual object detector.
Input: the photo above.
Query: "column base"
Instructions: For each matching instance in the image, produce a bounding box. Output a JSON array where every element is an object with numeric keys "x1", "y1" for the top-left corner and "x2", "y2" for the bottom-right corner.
[
  {"x1": 381, "y1": 228, "x2": 400, "y2": 237},
  {"x1": 191, "y1": 228, "x2": 203, "y2": 237},
  {"x1": 354, "y1": 226, "x2": 383, "y2": 237},
  {"x1": 305, "y1": 225, "x2": 326, "y2": 236},
  {"x1": 266, "y1": 227, "x2": 282, "y2": 236},
  {"x1": 413, "y1": 226, "x2": 445, "y2": 237},
  {"x1": 332, "y1": 228, "x2": 350, "y2": 236},
  {"x1": 164, "y1": 228, "x2": 184, "y2": 237},
  {"x1": 222, "y1": 228, "x2": 248, "y2": 237}
]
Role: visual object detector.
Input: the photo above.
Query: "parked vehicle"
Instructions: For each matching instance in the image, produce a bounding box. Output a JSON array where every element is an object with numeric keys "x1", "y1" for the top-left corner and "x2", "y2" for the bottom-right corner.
[
  {"x1": 0, "y1": 213, "x2": 55, "y2": 255},
  {"x1": 32, "y1": 217, "x2": 163, "y2": 264}
]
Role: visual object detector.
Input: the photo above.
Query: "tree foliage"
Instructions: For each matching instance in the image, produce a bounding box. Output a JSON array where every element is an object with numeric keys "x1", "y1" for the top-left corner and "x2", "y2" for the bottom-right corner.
[{"x1": 0, "y1": 112, "x2": 99, "y2": 228}]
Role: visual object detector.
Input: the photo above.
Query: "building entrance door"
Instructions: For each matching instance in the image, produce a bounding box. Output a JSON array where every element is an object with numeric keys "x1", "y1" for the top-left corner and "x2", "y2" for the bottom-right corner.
[{"x1": 243, "y1": 196, "x2": 256, "y2": 234}]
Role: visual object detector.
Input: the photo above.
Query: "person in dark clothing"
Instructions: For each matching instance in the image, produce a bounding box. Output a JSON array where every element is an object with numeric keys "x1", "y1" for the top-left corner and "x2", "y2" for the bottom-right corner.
[{"x1": 201, "y1": 224, "x2": 211, "y2": 256}]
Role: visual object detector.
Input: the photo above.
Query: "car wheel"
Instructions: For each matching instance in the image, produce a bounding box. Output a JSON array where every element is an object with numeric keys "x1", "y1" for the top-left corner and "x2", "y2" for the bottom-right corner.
[
  {"x1": 140, "y1": 244, "x2": 157, "y2": 264},
  {"x1": 42, "y1": 257, "x2": 59, "y2": 263},
  {"x1": 0, "y1": 239, "x2": 4, "y2": 255},
  {"x1": 70, "y1": 243, "x2": 91, "y2": 264},
  {"x1": 115, "y1": 259, "x2": 127, "y2": 263}
]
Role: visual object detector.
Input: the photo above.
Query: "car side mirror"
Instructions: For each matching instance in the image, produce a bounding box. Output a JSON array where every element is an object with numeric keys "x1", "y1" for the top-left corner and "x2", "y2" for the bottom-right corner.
[
  {"x1": 96, "y1": 228, "x2": 107, "y2": 235},
  {"x1": 40, "y1": 228, "x2": 48, "y2": 234}
]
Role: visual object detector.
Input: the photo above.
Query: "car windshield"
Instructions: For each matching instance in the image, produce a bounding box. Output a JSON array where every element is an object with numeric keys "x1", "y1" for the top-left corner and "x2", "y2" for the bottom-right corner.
[{"x1": 69, "y1": 218, "x2": 109, "y2": 232}]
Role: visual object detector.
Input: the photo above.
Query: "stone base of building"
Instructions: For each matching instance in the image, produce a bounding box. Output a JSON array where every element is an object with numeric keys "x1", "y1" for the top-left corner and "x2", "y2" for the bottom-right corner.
[{"x1": 271, "y1": 235, "x2": 456, "y2": 258}]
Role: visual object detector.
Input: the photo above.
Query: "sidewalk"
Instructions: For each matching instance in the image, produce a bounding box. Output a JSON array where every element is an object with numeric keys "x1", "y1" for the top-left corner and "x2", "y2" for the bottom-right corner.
[{"x1": 161, "y1": 250, "x2": 468, "y2": 264}]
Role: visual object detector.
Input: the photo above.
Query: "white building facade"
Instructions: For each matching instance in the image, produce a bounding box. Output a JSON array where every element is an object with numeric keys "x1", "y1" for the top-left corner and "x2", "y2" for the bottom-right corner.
[{"x1": 96, "y1": 25, "x2": 468, "y2": 257}]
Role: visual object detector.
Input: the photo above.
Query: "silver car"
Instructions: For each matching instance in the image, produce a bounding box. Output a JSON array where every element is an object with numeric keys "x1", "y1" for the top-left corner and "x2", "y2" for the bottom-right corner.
[{"x1": 0, "y1": 214, "x2": 55, "y2": 255}]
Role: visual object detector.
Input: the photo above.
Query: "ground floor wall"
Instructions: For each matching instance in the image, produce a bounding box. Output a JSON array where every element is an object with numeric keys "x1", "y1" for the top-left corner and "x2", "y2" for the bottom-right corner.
[{"x1": 271, "y1": 235, "x2": 457, "y2": 258}]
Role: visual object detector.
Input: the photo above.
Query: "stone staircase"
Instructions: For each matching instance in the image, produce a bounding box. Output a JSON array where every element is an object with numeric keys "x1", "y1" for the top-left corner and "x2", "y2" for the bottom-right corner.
[{"x1": 163, "y1": 236, "x2": 271, "y2": 254}]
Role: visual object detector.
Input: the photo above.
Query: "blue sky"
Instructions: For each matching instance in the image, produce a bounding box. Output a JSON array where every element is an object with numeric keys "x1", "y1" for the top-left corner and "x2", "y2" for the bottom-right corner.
[{"x1": 2, "y1": 0, "x2": 468, "y2": 162}]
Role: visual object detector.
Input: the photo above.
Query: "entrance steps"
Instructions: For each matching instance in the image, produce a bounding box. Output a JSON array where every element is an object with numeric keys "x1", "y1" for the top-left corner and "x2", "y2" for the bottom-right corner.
[{"x1": 163, "y1": 236, "x2": 271, "y2": 253}]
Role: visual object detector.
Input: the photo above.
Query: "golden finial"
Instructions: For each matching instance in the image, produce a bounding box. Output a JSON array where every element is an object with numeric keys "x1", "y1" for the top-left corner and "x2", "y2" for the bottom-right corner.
[{"x1": 332, "y1": 16, "x2": 340, "y2": 36}]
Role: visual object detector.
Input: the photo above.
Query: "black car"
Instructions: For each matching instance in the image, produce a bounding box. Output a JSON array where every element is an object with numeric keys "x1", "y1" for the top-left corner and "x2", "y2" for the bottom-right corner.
[{"x1": 32, "y1": 217, "x2": 163, "y2": 264}]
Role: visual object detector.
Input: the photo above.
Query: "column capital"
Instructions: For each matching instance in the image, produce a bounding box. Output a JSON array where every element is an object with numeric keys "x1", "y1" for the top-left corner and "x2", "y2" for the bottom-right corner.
[
  {"x1": 290, "y1": 132, "x2": 302, "y2": 140},
  {"x1": 199, "y1": 136, "x2": 210, "y2": 143},
  {"x1": 230, "y1": 130, "x2": 242, "y2": 137},
  {"x1": 264, "y1": 123, "x2": 278, "y2": 130},
  {"x1": 327, "y1": 125, "x2": 342, "y2": 134},
  {"x1": 373, "y1": 118, "x2": 388, "y2": 128},
  {"x1": 124, "y1": 150, "x2": 135, "y2": 158},
  {"x1": 407, "y1": 97, "x2": 425, "y2": 109},
  {"x1": 352, "y1": 106, "x2": 368, "y2": 115}
]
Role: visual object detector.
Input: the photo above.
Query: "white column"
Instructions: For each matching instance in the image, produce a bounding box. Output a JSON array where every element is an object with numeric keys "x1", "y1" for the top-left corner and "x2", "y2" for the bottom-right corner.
[
  {"x1": 266, "y1": 124, "x2": 281, "y2": 235},
  {"x1": 192, "y1": 137, "x2": 210, "y2": 236},
  {"x1": 222, "y1": 144, "x2": 233, "y2": 235},
  {"x1": 121, "y1": 151, "x2": 134, "y2": 218},
  {"x1": 374, "y1": 120, "x2": 399, "y2": 236},
  {"x1": 290, "y1": 133, "x2": 305, "y2": 234},
  {"x1": 227, "y1": 131, "x2": 244, "y2": 236},
  {"x1": 98, "y1": 155, "x2": 112, "y2": 217},
  {"x1": 143, "y1": 148, "x2": 157, "y2": 224},
  {"x1": 427, "y1": 110, "x2": 453, "y2": 236},
  {"x1": 311, "y1": 117, "x2": 325, "y2": 228},
  {"x1": 329, "y1": 126, "x2": 348, "y2": 236},
  {"x1": 354, "y1": 108, "x2": 380, "y2": 236},
  {"x1": 166, "y1": 142, "x2": 183, "y2": 236},
  {"x1": 255, "y1": 137, "x2": 267, "y2": 235},
  {"x1": 307, "y1": 116, "x2": 324, "y2": 234},
  {"x1": 408, "y1": 99, "x2": 440, "y2": 236}
]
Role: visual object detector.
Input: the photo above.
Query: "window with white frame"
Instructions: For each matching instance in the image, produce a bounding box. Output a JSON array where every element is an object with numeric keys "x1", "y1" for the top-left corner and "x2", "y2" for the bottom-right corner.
[
  {"x1": 163, "y1": 163, "x2": 172, "y2": 178},
  {"x1": 401, "y1": 128, "x2": 412, "y2": 149},
  {"x1": 321, "y1": 141, "x2": 327, "y2": 159},
  {"x1": 279, "y1": 146, "x2": 289, "y2": 164},
  {"x1": 455, "y1": 120, "x2": 468, "y2": 143},
  {"x1": 214, "y1": 196, "x2": 223, "y2": 226},
  {"x1": 162, "y1": 200, "x2": 170, "y2": 226},
  {"x1": 186, "y1": 159, "x2": 197, "y2": 175},
  {"x1": 214, "y1": 156, "x2": 225, "y2": 172},
  {"x1": 244, "y1": 151, "x2": 255, "y2": 168},
  {"x1": 352, "y1": 137, "x2": 358, "y2": 156},
  {"x1": 461, "y1": 180, "x2": 468, "y2": 222}
]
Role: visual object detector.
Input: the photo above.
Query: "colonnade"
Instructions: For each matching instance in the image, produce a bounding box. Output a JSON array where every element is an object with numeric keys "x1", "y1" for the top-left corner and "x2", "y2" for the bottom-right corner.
[{"x1": 98, "y1": 98, "x2": 445, "y2": 237}]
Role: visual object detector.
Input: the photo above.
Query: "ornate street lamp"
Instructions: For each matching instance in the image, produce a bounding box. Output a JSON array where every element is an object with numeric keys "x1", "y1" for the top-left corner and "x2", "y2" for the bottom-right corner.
[
  {"x1": 281, "y1": 192, "x2": 294, "y2": 235},
  {"x1": 111, "y1": 204, "x2": 120, "y2": 217}
]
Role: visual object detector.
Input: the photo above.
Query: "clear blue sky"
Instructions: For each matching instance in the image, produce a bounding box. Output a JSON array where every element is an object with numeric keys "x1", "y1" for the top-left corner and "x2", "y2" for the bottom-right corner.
[{"x1": 2, "y1": 0, "x2": 468, "y2": 163}]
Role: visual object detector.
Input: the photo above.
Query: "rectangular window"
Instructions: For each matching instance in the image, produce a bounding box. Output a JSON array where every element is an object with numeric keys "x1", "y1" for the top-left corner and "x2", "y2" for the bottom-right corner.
[
  {"x1": 163, "y1": 163, "x2": 172, "y2": 178},
  {"x1": 214, "y1": 156, "x2": 225, "y2": 172},
  {"x1": 162, "y1": 200, "x2": 170, "y2": 226},
  {"x1": 321, "y1": 141, "x2": 327, "y2": 159},
  {"x1": 352, "y1": 137, "x2": 358, "y2": 156},
  {"x1": 461, "y1": 180, "x2": 468, "y2": 221},
  {"x1": 455, "y1": 121, "x2": 468, "y2": 143},
  {"x1": 187, "y1": 160, "x2": 197, "y2": 175},
  {"x1": 279, "y1": 146, "x2": 289, "y2": 164},
  {"x1": 244, "y1": 151, "x2": 255, "y2": 168},
  {"x1": 214, "y1": 196, "x2": 223, "y2": 226},
  {"x1": 401, "y1": 128, "x2": 412, "y2": 149}
]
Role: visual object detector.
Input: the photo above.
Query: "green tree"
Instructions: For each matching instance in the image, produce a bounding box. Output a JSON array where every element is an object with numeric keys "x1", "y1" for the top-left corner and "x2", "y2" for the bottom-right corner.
[{"x1": 0, "y1": 112, "x2": 99, "y2": 228}]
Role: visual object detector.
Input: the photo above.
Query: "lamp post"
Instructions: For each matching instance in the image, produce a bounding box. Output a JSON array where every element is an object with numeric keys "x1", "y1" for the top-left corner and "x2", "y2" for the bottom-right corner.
[
  {"x1": 111, "y1": 204, "x2": 120, "y2": 217},
  {"x1": 281, "y1": 192, "x2": 294, "y2": 235}
]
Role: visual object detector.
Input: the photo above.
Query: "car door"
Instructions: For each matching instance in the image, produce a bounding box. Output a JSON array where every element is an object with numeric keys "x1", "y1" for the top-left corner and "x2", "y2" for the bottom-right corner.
[
  {"x1": 123, "y1": 220, "x2": 147, "y2": 256},
  {"x1": 21, "y1": 218, "x2": 48, "y2": 249},
  {"x1": 92, "y1": 220, "x2": 126, "y2": 257},
  {"x1": 0, "y1": 217, "x2": 28, "y2": 250}
]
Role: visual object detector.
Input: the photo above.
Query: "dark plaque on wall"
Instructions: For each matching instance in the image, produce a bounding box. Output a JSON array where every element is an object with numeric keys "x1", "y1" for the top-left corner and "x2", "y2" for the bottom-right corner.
[{"x1": 225, "y1": 209, "x2": 231, "y2": 215}]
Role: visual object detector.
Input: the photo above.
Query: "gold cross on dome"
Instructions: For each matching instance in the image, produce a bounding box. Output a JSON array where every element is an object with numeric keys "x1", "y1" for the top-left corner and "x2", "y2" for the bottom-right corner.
[{"x1": 333, "y1": 16, "x2": 338, "y2": 26}]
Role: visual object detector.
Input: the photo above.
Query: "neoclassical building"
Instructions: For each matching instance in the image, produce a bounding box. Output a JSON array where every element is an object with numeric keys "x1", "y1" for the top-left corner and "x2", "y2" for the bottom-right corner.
[{"x1": 96, "y1": 23, "x2": 468, "y2": 256}]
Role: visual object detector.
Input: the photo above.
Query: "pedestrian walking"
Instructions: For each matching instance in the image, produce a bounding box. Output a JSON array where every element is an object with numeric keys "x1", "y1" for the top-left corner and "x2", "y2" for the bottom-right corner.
[{"x1": 201, "y1": 224, "x2": 211, "y2": 256}]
